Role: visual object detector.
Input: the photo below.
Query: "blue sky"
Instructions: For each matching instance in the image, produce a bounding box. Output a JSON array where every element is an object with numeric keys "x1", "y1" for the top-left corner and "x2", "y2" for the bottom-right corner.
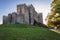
[{"x1": 0, "y1": 0, "x2": 52, "y2": 24}]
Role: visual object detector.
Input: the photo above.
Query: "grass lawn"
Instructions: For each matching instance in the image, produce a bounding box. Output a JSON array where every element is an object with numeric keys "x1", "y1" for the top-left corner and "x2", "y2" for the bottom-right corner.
[{"x1": 0, "y1": 24, "x2": 60, "y2": 40}]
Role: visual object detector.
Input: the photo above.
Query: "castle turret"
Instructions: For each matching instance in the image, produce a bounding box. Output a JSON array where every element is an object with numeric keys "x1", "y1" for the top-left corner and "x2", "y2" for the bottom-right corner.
[
  {"x1": 17, "y1": 4, "x2": 29, "y2": 24},
  {"x1": 28, "y1": 4, "x2": 38, "y2": 24},
  {"x1": 37, "y1": 13, "x2": 43, "y2": 24},
  {"x1": 8, "y1": 13, "x2": 12, "y2": 24},
  {"x1": 3, "y1": 16, "x2": 9, "y2": 24},
  {"x1": 11, "y1": 12, "x2": 17, "y2": 24},
  {"x1": 17, "y1": 4, "x2": 26, "y2": 14}
]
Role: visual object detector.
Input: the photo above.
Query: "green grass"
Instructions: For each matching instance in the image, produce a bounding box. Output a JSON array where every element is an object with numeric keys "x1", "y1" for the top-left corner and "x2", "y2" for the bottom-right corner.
[{"x1": 0, "y1": 24, "x2": 60, "y2": 40}]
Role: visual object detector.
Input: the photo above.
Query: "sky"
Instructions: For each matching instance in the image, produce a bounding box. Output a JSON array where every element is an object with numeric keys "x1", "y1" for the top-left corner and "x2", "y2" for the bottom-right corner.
[{"x1": 0, "y1": 0, "x2": 52, "y2": 24}]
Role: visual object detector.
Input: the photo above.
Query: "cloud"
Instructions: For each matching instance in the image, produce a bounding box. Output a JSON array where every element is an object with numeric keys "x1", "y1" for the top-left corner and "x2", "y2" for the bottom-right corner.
[
  {"x1": 33, "y1": 3, "x2": 51, "y2": 24},
  {"x1": 0, "y1": 20, "x2": 2, "y2": 24}
]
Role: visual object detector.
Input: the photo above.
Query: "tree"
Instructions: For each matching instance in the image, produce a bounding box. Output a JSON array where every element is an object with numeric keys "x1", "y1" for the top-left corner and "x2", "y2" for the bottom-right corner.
[{"x1": 46, "y1": 0, "x2": 60, "y2": 28}]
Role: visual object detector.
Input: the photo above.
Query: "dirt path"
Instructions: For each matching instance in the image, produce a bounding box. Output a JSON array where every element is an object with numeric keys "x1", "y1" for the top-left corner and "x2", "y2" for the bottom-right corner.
[{"x1": 50, "y1": 29, "x2": 60, "y2": 34}]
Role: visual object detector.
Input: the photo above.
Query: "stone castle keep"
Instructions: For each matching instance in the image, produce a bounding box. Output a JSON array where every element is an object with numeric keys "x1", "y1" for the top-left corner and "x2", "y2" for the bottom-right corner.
[{"x1": 3, "y1": 4, "x2": 43, "y2": 24}]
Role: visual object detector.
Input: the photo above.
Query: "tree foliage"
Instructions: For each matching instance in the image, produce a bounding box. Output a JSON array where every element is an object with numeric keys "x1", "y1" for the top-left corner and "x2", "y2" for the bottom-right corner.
[{"x1": 46, "y1": 0, "x2": 60, "y2": 28}]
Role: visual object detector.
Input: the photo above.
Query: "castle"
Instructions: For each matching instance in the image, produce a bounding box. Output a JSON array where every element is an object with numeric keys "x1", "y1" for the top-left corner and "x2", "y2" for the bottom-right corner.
[{"x1": 3, "y1": 4, "x2": 43, "y2": 25}]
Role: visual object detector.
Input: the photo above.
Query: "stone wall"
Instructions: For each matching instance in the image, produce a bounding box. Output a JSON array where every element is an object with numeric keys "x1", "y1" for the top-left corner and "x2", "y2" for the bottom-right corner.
[
  {"x1": 17, "y1": 14, "x2": 24, "y2": 24},
  {"x1": 8, "y1": 14, "x2": 12, "y2": 24},
  {"x1": 12, "y1": 12, "x2": 17, "y2": 24},
  {"x1": 28, "y1": 4, "x2": 37, "y2": 24},
  {"x1": 37, "y1": 13, "x2": 43, "y2": 23},
  {"x1": 3, "y1": 16, "x2": 9, "y2": 24}
]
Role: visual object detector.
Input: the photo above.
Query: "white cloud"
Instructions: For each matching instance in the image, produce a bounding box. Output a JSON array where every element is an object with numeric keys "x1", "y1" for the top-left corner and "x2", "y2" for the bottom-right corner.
[
  {"x1": 33, "y1": 3, "x2": 51, "y2": 24},
  {"x1": 0, "y1": 20, "x2": 2, "y2": 24}
]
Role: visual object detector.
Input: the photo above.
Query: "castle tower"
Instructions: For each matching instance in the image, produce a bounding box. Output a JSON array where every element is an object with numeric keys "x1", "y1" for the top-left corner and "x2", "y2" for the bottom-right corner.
[
  {"x1": 8, "y1": 13, "x2": 12, "y2": 24},
  {"x1": 37, "y1": 13, "x2": 43, "y2": 23},
  {"x1": 28, "y1": 4, "x2": 38, "y2": 24},
  {"x1": 17, "y1": 4, "x2": 39, "y2": 24},
  {"x1": 17, "y1": 4, "x2": 26, "y2": 14},
  {"x1": 17, "y1": 4, "x2": 29, "y2": 24},
  {"x1": 3, "y1": 16, "x2": 9, "y2": 24},
  {"x1": 3, "y1": 16, "x2": 6, "y2": 24},
  {"x1": 11, "y1": 12, "x2": 17, "y2": 24}
]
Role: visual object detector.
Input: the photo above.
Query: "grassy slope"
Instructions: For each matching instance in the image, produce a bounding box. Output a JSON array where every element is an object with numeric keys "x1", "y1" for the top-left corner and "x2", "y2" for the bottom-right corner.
[{"x1": 0, "y1": 24, "x2": 60, "y2": 40}]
